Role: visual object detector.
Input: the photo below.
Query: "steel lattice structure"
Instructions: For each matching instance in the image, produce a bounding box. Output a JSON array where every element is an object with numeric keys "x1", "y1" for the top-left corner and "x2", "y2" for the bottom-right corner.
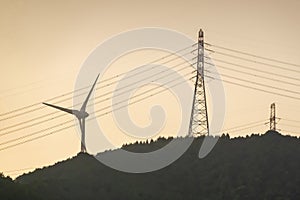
[
  {"x1": 270, "y1": 103, "x2": 277, "y2": 131},
  {"x1": 188, "y1": 29, "x2": 210, "y2": 137}
]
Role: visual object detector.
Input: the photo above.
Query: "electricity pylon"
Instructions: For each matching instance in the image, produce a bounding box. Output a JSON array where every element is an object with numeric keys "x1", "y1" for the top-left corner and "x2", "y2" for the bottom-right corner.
[
  {"x1": 188, "y1": 29, "x2": 210, "y2": 136},
  {"x1": 270, "y1": 103, "x2": 277, "y2": 131}
]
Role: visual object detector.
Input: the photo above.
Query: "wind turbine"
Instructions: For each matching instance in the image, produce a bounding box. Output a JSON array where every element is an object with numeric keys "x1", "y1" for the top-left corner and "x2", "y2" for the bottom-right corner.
[{"x1": 43, "y1": 74, "x2": 100, "y2": 153}]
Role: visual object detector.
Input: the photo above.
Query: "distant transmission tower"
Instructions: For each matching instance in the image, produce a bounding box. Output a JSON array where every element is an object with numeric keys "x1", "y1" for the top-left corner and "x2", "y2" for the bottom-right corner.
[
  {"x1": 270, "y1": 103, "x2": 277, "y2": 131},
  {"x1": 188, "y1": 29, "x2": 210, "y2": 136}
]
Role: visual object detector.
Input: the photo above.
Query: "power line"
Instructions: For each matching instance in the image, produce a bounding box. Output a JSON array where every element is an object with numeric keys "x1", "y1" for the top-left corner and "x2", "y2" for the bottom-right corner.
[
  {"x1": 3, "y1": 42, "x2": 300, "y2": 132},
  {"x1": 2, "y1": 57, "x2": 300, "y2": 138},
  {"x1": 222, "y1": 120, "x2": 268, "y2": 132},
  {"x1": 202, "y1": 58, "x2": 300, "y2": 100},
  {"x1": 280, "y1": 118, "x2": 300, "y2": 123},
  {"x1": 5, "y1": 58, "x2": 298, "y2": 139},
  {"x1": 205, "y1": 42, "x2": 300, "y2": 68},
  {"x1": 0, "y1": 73, "x2": 195, "y2": 150},
  {"x1": 6, "y1": 66, "x2": 298, "y2": 151},
  {"x1": 204, "y1": 57, "x2": 300, "y2": 82},
  {"x1": 225, "y1": 123, "x2": 265, "y2": 134},
  {"x1": 0, "y1": 75, "x2": 195, "y2": 151},
  {"x1": 205, "y1": 74, "x2": 300, "y2": 101},
  {"x1": 280, "y1": 123, "x2": 300, "y2": 128},
  {"x1": 0, "y1": 59, "x2": 195, "y2": 134},
  {"x1": 0, "y1": 110, "x2": 61, "y2": 132},
  {"x1": 280, "y1": 129, "x2": 300, "y2": 135},
  {"x1": 206, "y1": 70, "x2": 300, "y2": 96},
  {"x1": 0, "y1": 53, "x2": 191, "y2": 121},
  {"x1": 0, "y1": 112, "x2": 67, "y2": 137},
  {"x1": 0, "y1": 118, "x2": 74, "y2": 146},
  {"x1": 90, "y1": 74, "x2": 196, "y2": 124},
  {"x1": 2, "y1": 42, "x2": 300, "y2": 151},
  {"x1": 1, "y1": 68, "x2": 299, "y2": 150},
  {"x1": 91, "y1": 72, "x2": 195, "y2": 119},
  {"x1": 0, "y1": 43, "x2": 197, "y2": 118},
  {"x1": 0, "y1": 124, "x2": 75, "y2": 152},
  {"x1": 0, "y1": 60, "x2": 195, "y2": 137},
  {"x1": 205, "y1": 48, "x2": 300, "y2": 74},
  {"x1": 204, "y1": 61, "x2": 300, "y2": 87},
  {"x1": 0, "y1": 50, "x2": 196, "y2": 122}
]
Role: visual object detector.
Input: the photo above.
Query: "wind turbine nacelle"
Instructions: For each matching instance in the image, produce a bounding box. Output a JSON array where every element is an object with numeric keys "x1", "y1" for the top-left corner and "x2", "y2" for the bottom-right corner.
[{"x1": 73, "y1": 110, "x2": 89, "y2": 119}]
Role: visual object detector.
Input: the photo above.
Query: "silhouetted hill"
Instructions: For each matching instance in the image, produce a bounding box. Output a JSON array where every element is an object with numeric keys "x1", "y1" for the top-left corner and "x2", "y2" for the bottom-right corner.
[
  {"x1": 0, "y1": 173, "x2": 38, "y2": 200},
  {"x1": 8, "y1": 132, "x2": 300, "y2": 199}
]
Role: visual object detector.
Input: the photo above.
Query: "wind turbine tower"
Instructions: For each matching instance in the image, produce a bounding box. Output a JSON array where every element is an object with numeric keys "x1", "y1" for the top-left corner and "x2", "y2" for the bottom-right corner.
[{"x1": 43, "y1": 74, "x2": 100, "y2": 153}]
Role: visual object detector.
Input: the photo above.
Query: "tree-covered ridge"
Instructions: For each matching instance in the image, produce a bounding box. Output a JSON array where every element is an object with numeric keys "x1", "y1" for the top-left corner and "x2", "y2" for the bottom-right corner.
[
  {"x1": 0, "y1": 173, "x2": 38, "y2": 200},
  {"x1": 1, "y1": 131, "x2": 299, "y2": 200}
]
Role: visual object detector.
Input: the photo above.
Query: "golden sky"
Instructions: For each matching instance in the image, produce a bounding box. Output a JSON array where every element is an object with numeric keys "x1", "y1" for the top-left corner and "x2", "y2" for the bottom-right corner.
[{"x1": 0, "y1": 0, "x2": 300, "y2": 178}]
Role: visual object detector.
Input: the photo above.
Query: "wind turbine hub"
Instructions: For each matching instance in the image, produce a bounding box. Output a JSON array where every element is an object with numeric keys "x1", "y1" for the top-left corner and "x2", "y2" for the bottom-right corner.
[{"x1": 72, "y1": 110, "x2": 89, "y2": 119}]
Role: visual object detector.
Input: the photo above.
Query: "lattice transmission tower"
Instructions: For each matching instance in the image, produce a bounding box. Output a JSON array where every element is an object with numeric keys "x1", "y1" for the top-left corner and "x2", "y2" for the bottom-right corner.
[
  {"x1": 188, "y1": 29, "x2": 210, "y2": 136},
  {"x1": 270, "y1": 103, "x2": 277, "y2": 131}
]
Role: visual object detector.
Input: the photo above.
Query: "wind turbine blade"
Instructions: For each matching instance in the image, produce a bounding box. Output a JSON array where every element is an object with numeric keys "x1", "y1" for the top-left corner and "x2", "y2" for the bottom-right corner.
[
  {"x1": 43, "y1": 102, "x2": 75, "y2": 115},
  {"x1": 80, "y1": 74, "x2": 100, "y2": 112}
]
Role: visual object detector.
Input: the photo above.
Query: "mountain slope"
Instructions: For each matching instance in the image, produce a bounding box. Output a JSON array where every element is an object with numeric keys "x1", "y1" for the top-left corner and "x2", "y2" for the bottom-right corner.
[
  {"x1": 0, "y1": 174, "x2": 38, "y2": 200},
  {"x1": 16, "y1": 131, "x2": 300, "y2": 200}
]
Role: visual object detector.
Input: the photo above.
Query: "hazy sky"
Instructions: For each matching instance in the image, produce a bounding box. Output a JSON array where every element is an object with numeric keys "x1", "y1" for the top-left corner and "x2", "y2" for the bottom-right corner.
[{"x1": 1, "y1": 0, "x2": 300, "y2": 178}]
